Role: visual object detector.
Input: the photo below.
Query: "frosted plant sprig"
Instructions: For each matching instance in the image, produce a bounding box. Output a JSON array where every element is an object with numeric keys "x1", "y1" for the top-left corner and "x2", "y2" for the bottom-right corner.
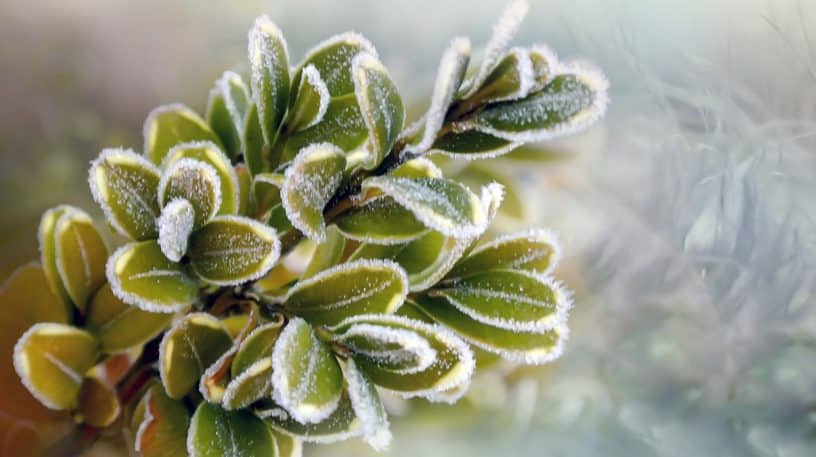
[{"x1": 4, "y1": 1, "x2": 607, "y2": 455}]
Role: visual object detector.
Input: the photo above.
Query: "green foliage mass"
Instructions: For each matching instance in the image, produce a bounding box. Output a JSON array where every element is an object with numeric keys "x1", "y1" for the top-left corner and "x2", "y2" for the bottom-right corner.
[{"x1": 4, "y1": 1, "x2": 607, "y2": 454}]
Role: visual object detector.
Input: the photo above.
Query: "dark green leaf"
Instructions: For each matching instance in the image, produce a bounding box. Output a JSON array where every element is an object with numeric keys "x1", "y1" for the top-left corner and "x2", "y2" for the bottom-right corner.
[
  {"x1": 264, "y1": 394, "x2": 361, "y2": 444},
  {"x1": 135, "y1": 384, "x2": 190, "y2": 457},
  {"x1": 188, "y1": 402, "x2": 276, "y2": 457}
]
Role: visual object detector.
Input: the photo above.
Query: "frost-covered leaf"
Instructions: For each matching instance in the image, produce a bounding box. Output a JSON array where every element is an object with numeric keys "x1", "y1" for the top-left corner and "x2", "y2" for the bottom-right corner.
[
  {"x1": 270, "y1": 428, "x2": 302, "y2": 457},
  {"x1": 303, "y1": 226, "x2": 346, "y2": 279},
  {"x1": 389, "y1": 157, "x2": 443, "y2": 179},
  {"x1": 284, "y1": 259, "x2": 408, "y2": 326},
  {"x1": 264, "y1": 394, "x2": 362, "y2": 444},
  {"x1": 144, "y1": 104, "x2": 222, "y2": 165},
  {"x1": 460, "y1": 0, "x2": 530, "y2": 98},
  {"x1": 188, "y1": 402, "x2": 276, "y2": 457},
  {"x1": 159, "y1": 158, "x2": 222, "y2": 229},
  {"x1": 13, "y1": 323, "x2": 99, "y2": 410},
  {"x1": 351, "y1": 231, "x2": 469, "y2": 292},
  {"x1": 335, "y1": 197, "x2": 429, "y2": 245},
  {"x1": 286, "y1": 64, "x2": 330, "y2": 132},
  {"x1": 199, "y1": 343, "x2": 238, "y2": 404},
  {"x1": 406, "y1": 37, "x2": 470, "y2": 155},
  {"x1": 85, "y1": 283, "x2": 173, "y2": 354},
  {"x1": 292, "y1": 32, "x2": 377, "y2": 97},
  {"x1": 207, "y1": 71, "x2": 250, "y2": 160},
  {"x1": 472, "y1": 66, "x2": 609, "y2": 142},
  {"x1": 188, "y1": 215, "x2": 280, "y2": 286},
  {"x1": 249, "y1": 16, "x2": 290, "y2": 144},
  {"x1": 361, "y1": 176, "x2": 487, "y2": 239},
  {"x1": 351, "y1": 52, "x2": 404, "y2": 169},
  {"x1": 528, "y1": 44, "x2": 558, "y2": 92},
  {"x1": 157, "y1": 198, "x2": 195, "y2": 262},
  {"x1": 328, "y1": 314, "x2": 473, "y2": 401},
  {"x1": 431, "y1": 269, "x2": 567, "y2": 332},
  {"x1": 50, "y1": 207, "x2": 108, "y2": 312},
  {"x1": 454, "y1": 163, "x2": 524, "y2": 218},
  {"x1": 281, "y1": 143, "x2": 346, "y2": 242},
  {"x1": 465, "y1": 47, "x2": 534, "y2": 104},
  {"x1": 344, "y1": 358, "x2": 391, "y2": 451},
  {"x1": 330, "y1": 321, "x2": 436, "y2": 374},
  {"x1": 431, "y1": 128, "x2": 518, "y2": 160},
  {"x1": 272, "y1": 318, "x2": 343, "y2": 424},
  {"x1": 281, "y1": 94, "x2": 368, "y2": 164},
  {"x1": 162, "y1": 141, "x2": 241, "y2": 216},
  {"x1": 107, "y1": 240, "x2": 198, "y2": 313},
  {"x1": 88, "y1": 148, "x2": 161, "y2": 240},
  {"x1": 76, "y1": 376, "x2": 120, "y2": 427},
  {"x1": 159, "y1": 313, "x2": 233, "y2": 399},
  {"x1": 448, "y1": 228, "x2": 561, "y2": 278},
  {"x1": 409, "y1": 296, "x2": 567, "y2": 365},
  {"x1": 135, "y1": 384, "x2": 190, "y2": 457},
  {"x1": 38, "y1": 206, "x2": 75, "y2": 307},
  {"x1": 222, "y1": 322, "x2": 284, "y2": 410},
  {"x1": 235, "y1": 164, "x2": 252, "y2": 215}
]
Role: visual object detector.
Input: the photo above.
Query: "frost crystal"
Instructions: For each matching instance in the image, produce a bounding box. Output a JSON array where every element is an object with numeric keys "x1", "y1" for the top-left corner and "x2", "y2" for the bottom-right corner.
[{"x1": 157, "y1": 198, "x2": 195, "y2": 262}]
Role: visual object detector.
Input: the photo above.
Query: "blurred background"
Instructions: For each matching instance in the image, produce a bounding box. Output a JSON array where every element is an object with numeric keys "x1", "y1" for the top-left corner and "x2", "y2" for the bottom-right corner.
[{"x1": 2, "y1": 0, "x2": 815, "y2": 455}]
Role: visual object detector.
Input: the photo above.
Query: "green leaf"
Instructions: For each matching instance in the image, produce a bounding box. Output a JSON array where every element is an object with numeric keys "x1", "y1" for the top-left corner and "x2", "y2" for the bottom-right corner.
[
  {"x1": 206, "y1": 71, "x2": 250, "y2": 160},
  {"x1": 329, "y1": 319, "x2": 436, "y2": 374},
  {"x1": 188, "y1": 215, "x2": 281, "y2": 286},
  {"x1": 270, "y1": 428, "x2": 302, "y2": 457},
  {"x1": 158, "y1": 158, "x2": 222, "y2": 229},
  {"x1": 162, "y1": 141, "x2": 241, "y2": 216},
  {"x1": 350, "y1": 231, "x2": 469, "y2": 292},
  {"x1": 283, "y1": 259, "x2": 407, "y2": 326},
  {"x1": 76, "y1": 376, "x2": 120, "y2": 427},
  {"x1": 231, "y1": 321, "x2": 285, "y2": 377},
  {"x1": 107, "y1": 240, "x2": 198, "y2": 313},
  {"x1": 144, "y1": 104, "x2": 222, "y2": 165},
  {"x1": 432, "y1": 269, "x2": 567, "y2": 332},
  {"x1": 271, "y1": 318, "x2": 343, "y2": 424},
  {"x1": 361, "y1": 176, "x2": 487, "y2": 239},
  {"x1": 280, "y1": 143, "x2": 346, "y2": 242},
  {"x1": 89, "y1": 148, "x2": 161, "y2": 240},
  {"x1": 389, "y1": 157, "x2": 443, "y2": 179},
  {"x1": 281, "y1": 93, "x2": 368, "y2": 164},
  {"x1": 249, "y1": 16, "x2": 290, "y2": 145},
  {"x1": 471, "y1": 68, "x2": 609, "y2": 142},
  {"x1": 242, "y1": 103, "x2": 270, "y2": 175},
  {"x1": 157, "y1": 198, "x2": 195, "y2": 262},
  {"x1": 38, "y1": 206, "x2": 75, "y2": 307},
  {"x1": 85, "y1": 283, "x2": 174, "y2": 354},
  {"x1": 252, "y1": 172, "x2": 284, "y2": 219},
  {"x1": 135, "y1": 384, "x2": 190, "y2": 457},
  {"x1": 335, "y1": 197, "x2": 428, "y2": 245},
  {"x1": 448, "y1": 228, "x2": 561, "y2": 278},
  {"x1": 329, "y1": 314, "x2": 474, "y2": 401},
  {"x1": 405, "y1": 37, "x2": 470, "y2": 155},
  {"x1": 344, "y1": 358, "x2": 391, "y2": 451},
  {"x1": 235, "y1": 164, "x2": 252, "y2": 216},
  {"x1": 409, "y1": 296, "x2": 567, "y2": 365},
  {"x1": 465, "y1": 48, "x2": 534, "y2": 104},
  {"x1": 292, "y1": 32, "x2": 377, "y2": 97},
  {"x1": 351, "y1": 52, "x2": 404, "y2": 169},
  {"x1": 285, "y1": 64, "x2": 330, "y2": 132},
  {"x1": 188, "y1": 402, "x2": 276, "y2": 457},
  {"x1": 222, "y1": 322, "x2": 285, "y2": 410},
  {"x1": 303, "y1": 225, "x2": 346, "y2": 279},
  {"x1": 431, "y1": 126, "x2": 518, "y2": 159},
  {"x1": 51, "y1": 207, "x2": 108, "y2": 312},
  {"x1": 158, "y1": 313, "x2": 234, "y2": 399},
  {"x1": 264, "y1": 394, "x2": 361, "y2": 444},
  {"x1": 528, "y1": 44, "x2": 558, "y2": 92},
  {"x1": 13, "y1": 323, "x2": 99, "y2": 410}
]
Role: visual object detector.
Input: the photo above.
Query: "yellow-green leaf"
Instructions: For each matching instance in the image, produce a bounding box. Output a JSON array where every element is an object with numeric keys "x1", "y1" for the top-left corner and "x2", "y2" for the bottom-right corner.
[
  {"x1": 13, "y1": 323, "x2": 99, "y2": 410},
  {"x1": 280, "y1": 143, "x2": 346, "y2": 242},
  {"x1": 135, "y1": 384, "x2": 190, "y2": 457},
  {"x1": 206, "y1": 71, "x2": 250, "y2": 160},
  {"x1": 53, "y1": 207, "x2": 108, "y2": 312},
  {"x1": 162, "y1": 141, "x2": 241, "y2": 216},
  {"x1": 144, "y1": 104, "x2": 222, "y2": 165},
  {"x1": 448, "y1": 228, "x2": 561, "y2": 278},
  {"x1": 188, "y1": 402, "x2": 276, "y2": 457},
  {"x1": 271, "y1": 318, "x2": 343, "y2": 424},
  {"x1": 188, "y1": 215, "x2": 280, "y2": 286},
  {"x1": 281, "y1": 94, "x2": 368, "y2": 164},
  {"x1": 85, "y1": 283, "x2": 174, "y2": 354},
  {"x1": 286, "y1": 64, "x2": 330, "y2": 132},
  {"x1": 89, "y1": 148, "x2": 162, "y2": 240},
  {"x1": 38, "y1": 206, "x2": 74, "y2": 306},
  {"x1": 158, "y1": 158, "x2": 222, "y2": 229},
  {"x1": 291, "y1": 32, "x2": 376, "y2": 97},
  {"x1": 249, "y1": 16, "x2": 290, "y2": 145},
  {"x1": 264, "y1": 394, "x2": 361, "y2": 444},
  {"x1": 302, "y1": 226, "x2": 346, "y2": 279},
  {"x1": 351, "y1": 52, "x2": 404, "y2": 169},
  {"x1": 158, "y1": 313, "x2": 233, "y2": 399},
  {"x1": 335, "y1": 197, "x2": 429, "y2": 245},
  {"x1": 107, "y1": 240, "x2": 198, "y2": 313},
  {"x1": 284, "y1": 259, "x2": 407, "y2": 326}
]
